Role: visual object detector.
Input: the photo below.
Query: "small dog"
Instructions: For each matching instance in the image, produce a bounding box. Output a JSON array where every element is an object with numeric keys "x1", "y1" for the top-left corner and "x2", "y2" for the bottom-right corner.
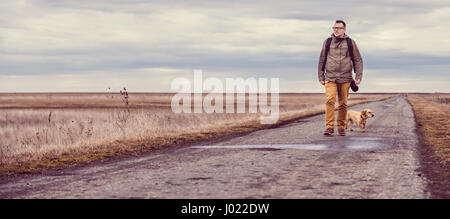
[{"x1": 345, "y1": 109, "x2": 374, "y2": 132}]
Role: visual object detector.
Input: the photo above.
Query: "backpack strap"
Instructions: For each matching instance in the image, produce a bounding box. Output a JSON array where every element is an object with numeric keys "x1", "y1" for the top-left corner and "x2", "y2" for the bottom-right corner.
[
  {"x1": 321, "y1": 37, "x2": 332, "y2": 72},
  {"x1": 346, "y1": 38, "x2": 356, "y2": 73}
]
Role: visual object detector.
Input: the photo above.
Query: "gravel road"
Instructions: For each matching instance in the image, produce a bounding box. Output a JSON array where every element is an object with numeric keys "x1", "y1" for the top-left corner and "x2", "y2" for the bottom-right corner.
[{"x1": 0, "y1": 95, "x2": 430, "y2": 198}]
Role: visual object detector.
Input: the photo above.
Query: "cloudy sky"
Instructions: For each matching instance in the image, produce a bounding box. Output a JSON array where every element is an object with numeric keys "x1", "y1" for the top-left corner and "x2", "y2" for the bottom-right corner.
[{"x1": 1, "y1": 0, "x2": 449, "y2": 92}]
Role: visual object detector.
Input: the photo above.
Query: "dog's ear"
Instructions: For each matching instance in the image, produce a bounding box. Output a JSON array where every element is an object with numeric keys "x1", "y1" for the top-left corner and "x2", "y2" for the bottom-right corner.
[{"x1": 361, "y1": 110, "x2": 367, "y2": 116}]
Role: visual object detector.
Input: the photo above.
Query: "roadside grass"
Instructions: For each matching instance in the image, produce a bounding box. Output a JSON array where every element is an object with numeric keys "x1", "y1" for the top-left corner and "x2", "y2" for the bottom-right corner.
[
  {"x1": 0, "y1": 93, "x2": 394, "y2": 177},
  {"x1": 407, "y1": 93, "x2": 450, "y2": 198}
]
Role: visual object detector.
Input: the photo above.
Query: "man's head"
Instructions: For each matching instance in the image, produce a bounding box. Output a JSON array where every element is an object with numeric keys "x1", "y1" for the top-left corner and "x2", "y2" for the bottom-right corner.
[{"x1": 333, "y1": 20, "x2": 346, "y2": 38}]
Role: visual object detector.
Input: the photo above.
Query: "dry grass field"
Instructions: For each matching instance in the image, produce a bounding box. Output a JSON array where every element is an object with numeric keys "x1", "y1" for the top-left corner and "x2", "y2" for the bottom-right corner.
[
  {"x1": 0, "y1": 92, "x2": 394, "y2": 176},
  {"x1": 407, "y1": 93, "x2": 450, "y2": 198}
]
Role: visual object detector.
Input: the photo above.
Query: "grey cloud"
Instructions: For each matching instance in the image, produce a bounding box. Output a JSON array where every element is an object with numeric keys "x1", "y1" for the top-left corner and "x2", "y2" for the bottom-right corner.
[
  {"x1": 365, "y1": 54, "x2": 450, "y2": 69},
  {"x1": 1, "y1": 0, "x2": 450, "y2": 92}
]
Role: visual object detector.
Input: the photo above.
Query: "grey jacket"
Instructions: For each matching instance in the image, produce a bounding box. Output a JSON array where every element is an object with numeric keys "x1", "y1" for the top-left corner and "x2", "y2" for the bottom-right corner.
[{"x1": 318, "y1": 34, "x2": 363, "y2": 83}]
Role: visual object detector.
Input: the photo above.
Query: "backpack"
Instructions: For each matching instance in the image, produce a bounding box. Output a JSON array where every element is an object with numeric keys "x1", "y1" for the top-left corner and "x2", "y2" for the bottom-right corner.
[{"x1": 321, "y1": 37, "x2": 355, "y2": 72}]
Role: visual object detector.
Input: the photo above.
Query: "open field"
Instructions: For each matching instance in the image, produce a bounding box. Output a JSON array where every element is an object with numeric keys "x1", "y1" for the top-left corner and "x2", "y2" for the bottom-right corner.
[
  {"x1": 1, "y1": 95, "x2": 429, "y2": 199},
  {"x1": 407, "y1": 93, "x2": 450, "y2": 198},
  {"x1": 0, "y1": 92, "x2": 394, "y2": 176}
]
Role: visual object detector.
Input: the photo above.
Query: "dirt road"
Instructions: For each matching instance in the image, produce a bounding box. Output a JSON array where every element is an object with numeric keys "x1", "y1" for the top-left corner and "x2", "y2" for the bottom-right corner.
[{"x1": 0, "y1": 95, "x2": 430, "y2": 198}]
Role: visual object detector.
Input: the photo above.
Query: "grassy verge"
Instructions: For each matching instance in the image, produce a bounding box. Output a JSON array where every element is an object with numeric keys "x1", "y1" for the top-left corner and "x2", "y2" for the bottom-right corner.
[
  {"x1": 407, "y1": 94, "x2": 450, "y2": 198},
  {"x1": 0, "y1": 94, "x2": 394, "y2": 178}
]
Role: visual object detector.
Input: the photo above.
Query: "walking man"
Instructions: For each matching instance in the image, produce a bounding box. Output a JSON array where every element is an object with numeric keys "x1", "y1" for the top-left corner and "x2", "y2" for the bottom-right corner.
[{"x1": 318, "y1": 20, "x2": 363, "y2": 136}]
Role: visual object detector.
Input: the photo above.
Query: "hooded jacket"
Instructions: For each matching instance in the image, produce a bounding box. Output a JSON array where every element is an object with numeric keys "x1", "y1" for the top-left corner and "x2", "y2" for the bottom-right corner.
[{"x1": 318, "y1": 34, "x2": 363, "y2": 83}]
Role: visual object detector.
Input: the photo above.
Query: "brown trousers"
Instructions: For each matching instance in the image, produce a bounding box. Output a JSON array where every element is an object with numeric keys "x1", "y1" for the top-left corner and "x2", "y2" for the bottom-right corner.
[{"x1": 325, "y1": 81, "x2": 351, "y2": 130}]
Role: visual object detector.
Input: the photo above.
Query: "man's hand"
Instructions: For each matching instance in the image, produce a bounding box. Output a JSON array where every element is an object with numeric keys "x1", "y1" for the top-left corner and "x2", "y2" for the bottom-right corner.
[
  {"x1": 355, "y1": 79, "x2": 361, "y2": 85},
  {"x1": 320, "y1": 80, "x2": 325, "y2": 85}
]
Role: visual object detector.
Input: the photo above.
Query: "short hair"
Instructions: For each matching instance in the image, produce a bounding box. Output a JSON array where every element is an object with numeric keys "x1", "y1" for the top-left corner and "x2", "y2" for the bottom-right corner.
[{"x1": 335, "y1": 20, "x2": 346, "y2": 28}]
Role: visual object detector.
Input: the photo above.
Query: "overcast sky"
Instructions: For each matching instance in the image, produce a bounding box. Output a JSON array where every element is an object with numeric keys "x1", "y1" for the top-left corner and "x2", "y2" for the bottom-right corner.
[{"x1": 1, "y1": 0, "x2": 449, "y2": 92}]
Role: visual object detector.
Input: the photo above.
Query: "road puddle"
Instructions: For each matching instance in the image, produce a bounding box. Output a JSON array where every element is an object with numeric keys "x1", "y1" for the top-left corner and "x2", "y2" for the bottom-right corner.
[{"x1": 190, "y1": 137, "x2": 391, "y2": 152}]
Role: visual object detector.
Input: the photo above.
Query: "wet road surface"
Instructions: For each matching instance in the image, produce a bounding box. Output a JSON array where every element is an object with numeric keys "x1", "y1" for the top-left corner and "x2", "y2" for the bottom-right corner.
[{"x1": 0, "y1": 95, "x2": 430, "y2": 198}]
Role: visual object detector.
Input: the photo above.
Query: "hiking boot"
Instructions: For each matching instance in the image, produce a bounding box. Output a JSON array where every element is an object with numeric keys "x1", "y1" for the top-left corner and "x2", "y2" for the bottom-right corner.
[
  {"x1": 338, "y1": 129, "x2": 346, "y2": 136},
  {"x1": 323, "y1": 128, "x2": 334, "y2": 136}
]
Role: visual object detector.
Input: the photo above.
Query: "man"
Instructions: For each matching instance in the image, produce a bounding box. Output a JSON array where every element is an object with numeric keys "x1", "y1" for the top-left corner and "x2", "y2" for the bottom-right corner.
[{"x1": 318, "y1": 20, "x2": 363, "y2": 136}]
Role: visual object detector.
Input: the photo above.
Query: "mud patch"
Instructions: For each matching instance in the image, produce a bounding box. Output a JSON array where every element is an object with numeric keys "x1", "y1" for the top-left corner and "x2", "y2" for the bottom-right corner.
[
  {"x1": 248, "y1": 148, "x2": 283, "y2": 151},
  {"x1": 187, "y1": 177, "x2": 212, "y2": 181}
]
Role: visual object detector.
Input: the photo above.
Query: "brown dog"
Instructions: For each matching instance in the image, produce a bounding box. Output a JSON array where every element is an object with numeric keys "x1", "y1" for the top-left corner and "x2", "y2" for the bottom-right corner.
[{"x1": 345, "y1": 109, "x2": 374, "y2": 132}]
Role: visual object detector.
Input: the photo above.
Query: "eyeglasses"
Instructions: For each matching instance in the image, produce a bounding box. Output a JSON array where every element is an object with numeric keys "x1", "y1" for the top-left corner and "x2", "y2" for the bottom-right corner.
[{"x1": 332, "y1": 27, "x2": 345, "y2": 30}]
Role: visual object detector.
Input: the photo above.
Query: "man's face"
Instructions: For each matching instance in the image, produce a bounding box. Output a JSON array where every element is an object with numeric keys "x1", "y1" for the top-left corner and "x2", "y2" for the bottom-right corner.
[{"x1": 332, "y1": 23, "x2": 346, "y2": 37}]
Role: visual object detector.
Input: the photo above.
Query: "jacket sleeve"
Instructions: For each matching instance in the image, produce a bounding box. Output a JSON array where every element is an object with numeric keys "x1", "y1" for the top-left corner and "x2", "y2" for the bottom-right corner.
[
  {"x1": 352, "y1": 39, "x2": 363, "y2": 81},
  {"x1": 318, "y1": 39, "x2": 327, "y2": 82}
]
